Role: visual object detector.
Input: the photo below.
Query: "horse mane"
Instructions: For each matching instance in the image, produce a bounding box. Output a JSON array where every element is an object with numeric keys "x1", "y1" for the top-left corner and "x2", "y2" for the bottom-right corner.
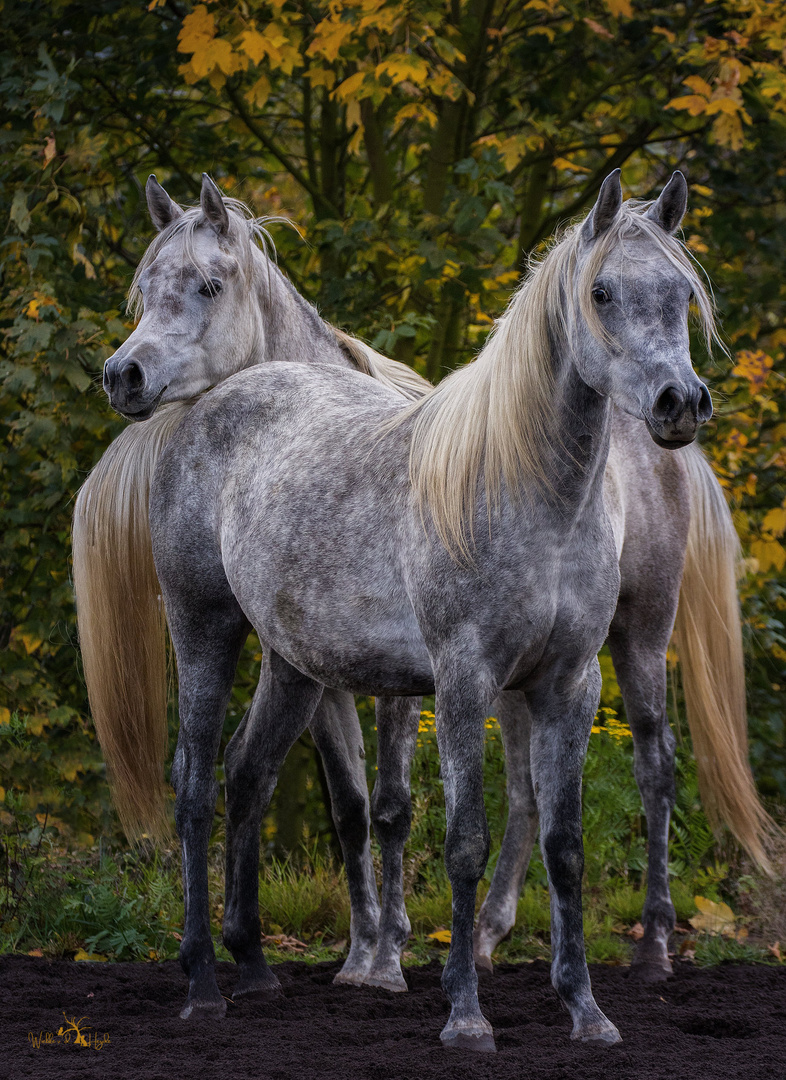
[{"x1": 393, "y1": 200, "x2": 720, "y2": 560}]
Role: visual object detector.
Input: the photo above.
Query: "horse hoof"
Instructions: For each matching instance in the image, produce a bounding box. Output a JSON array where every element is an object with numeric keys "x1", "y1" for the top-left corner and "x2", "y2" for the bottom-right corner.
[
  {"x1": 333, "y1": 967, "x2": 369, "y2": 987},
  {"x1": 474, "y1": 953, "x2": 494, "y2": 975},
  {"x1": 233, "y1": 978, "x2": 282, "y2": 1000},
  {"x1": 180, "y1": 997, "x2": 227, "y2": 1020},
  {"x1": 572, "y1": 1021, "x2": 621, "y2": 1045},
  {"x1": 441, "y1": 1031, "x2": 497, "y2": 1053},
  {"x1": 362, "y1": 970, "x2": 408, "y2": 993},
  {"x1": 630, "y1": 961, "x2": 671, "y2": 983}
]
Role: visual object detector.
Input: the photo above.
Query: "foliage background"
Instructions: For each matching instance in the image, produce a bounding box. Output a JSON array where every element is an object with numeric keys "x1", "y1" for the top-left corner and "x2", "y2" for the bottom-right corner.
[{"x1": 2, "y1": 0, "x2": 786, "y2": 862}]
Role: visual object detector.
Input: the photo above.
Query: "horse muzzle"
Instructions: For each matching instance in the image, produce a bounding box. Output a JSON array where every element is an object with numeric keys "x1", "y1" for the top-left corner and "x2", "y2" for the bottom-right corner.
[
  {"x1": 644, "y1": 381, "x2": 712, "y2": 449},
  {"x1": 103, "y1": 354, "x2": 167, "y2": 421}
]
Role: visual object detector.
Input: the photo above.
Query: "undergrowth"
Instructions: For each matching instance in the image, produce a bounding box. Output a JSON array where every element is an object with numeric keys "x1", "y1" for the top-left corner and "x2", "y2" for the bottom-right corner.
[{"x1": 0, "y1": 697, "x2": 782, "y2": 972}]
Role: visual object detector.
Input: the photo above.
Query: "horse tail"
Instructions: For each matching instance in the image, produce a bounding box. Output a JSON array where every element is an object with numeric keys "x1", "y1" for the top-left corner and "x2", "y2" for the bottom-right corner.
[
  {"x1": 72, "y1": 401, "x2": 193, "y2": 840},
  {"x1": 333, "y1": 328, "x2": 431, "y2": 400},
  {"x1": 673, "y1": 443, "x2": 777, "y2": 870}
]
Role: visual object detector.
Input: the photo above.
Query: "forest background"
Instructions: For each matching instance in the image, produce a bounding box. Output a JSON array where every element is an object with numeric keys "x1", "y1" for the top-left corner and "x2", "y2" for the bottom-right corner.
[{"x1": 3, "y1": 0, "x2": 786, "y2": 962}]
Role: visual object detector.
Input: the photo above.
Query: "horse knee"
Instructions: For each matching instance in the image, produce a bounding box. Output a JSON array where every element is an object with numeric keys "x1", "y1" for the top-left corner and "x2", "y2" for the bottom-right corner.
[
  {"x1": 542, "y1": 828, "x2": 583, "y2": 888},
  {"x1": 370, "y1": 785, "x2": 411, "y2": 846},
  {"x1": 445, "y1": 818, "x2": 490, "y2": 884},
  {"x1": 332, "y1": 786, "x2": 370, "y2": 850}
]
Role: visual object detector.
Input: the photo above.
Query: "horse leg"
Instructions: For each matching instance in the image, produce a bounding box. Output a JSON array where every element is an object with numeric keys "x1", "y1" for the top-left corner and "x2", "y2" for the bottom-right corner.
[
  {"x1": 435, "y1": 676, "x2": 495, "y2": 1052},
  {"x1": 309, "y1": 689, "x2": 381, "y2": 987},
  {"x1": 530, "y1": 667, "x2": 621, "y2": 1044},
  {"x1": 474, "y1": 690, "x2": 538, "y2": 972},
  {"x1": 222, "y1": 651, "x2": 323, "y2": 998},
  {"x1": 169, "y1": 599, "x2": 250, "y2": 1020},
  {"x1": 364, "y1": 695, "x2": 421, "y2": 992},
  {"x1": 608, "y1": 621, "x2": 676, "y2": 981}
]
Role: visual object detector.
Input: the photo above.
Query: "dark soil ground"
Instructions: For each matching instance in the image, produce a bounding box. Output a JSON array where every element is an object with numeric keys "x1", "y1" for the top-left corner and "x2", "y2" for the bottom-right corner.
[{"x1": 1, "y1": 954, "x2": 785, "y2": 1080}]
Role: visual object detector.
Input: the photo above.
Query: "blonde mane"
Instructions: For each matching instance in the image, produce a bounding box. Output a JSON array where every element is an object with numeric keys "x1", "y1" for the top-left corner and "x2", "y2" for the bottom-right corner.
[{"x1": 395, "y1": 202, "x2": 720, "y2": 560}]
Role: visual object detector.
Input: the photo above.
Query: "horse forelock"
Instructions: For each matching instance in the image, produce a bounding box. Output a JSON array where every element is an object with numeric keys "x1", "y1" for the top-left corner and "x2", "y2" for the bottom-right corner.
[
  {"x1": 397, "y1": 200, "x2": 719, "y2": 560},
  {"x1": 127, "y1": 197, "x2": 289, "y2": 321}
]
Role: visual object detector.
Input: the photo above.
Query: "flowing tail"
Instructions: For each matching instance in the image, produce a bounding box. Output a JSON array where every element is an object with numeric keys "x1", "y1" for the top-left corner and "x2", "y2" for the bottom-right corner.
[
  {"x1": 72, "y1": 402, "x2": 192, "y2": 840},
  {"x1": 673, "y1": 444, "x2": 777, "y2": 870}
]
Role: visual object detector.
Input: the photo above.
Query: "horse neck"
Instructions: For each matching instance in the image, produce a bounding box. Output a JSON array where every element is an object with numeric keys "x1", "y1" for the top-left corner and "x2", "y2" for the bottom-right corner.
[
  {"x1": 546, "y1": 355, "x2": 612, "y2": 518},
  {"x1": 248, "y1": 250, "x2": 354, "y2": 371}
]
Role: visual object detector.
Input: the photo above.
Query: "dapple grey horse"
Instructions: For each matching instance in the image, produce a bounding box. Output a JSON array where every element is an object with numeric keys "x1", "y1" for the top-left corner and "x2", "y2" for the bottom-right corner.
[
  {"x1": 142, "y1": 171, "x2": 717, "y2": 1049},
  {"x1": 74, "y1": 173, "x2": 769, "y2": 1045}
]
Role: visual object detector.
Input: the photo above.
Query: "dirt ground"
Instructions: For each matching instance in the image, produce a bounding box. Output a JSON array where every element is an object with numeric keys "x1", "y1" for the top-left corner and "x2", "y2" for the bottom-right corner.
[{"x1": 2, "y1": 954, "x2": 785, "y2": 1080}]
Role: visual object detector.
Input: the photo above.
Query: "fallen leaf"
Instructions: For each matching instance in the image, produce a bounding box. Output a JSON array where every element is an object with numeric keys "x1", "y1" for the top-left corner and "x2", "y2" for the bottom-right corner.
[
  {"x1": 73, "y1": 949, "x2": 107, "y2": 962},
  {"x1": 769, "y1": 942, "x2": 782, "y2": 962},
  {"x1": 689, "y1": 896, "x2": 736, "y2": 937},
  {"x1": 27, "y1": 948, "x2": 43, "y2": 957},
  {"x1": 679, "y1": 938, "x2": 697, "y2": 958},
  {"x1": 627, "y1": 922, "x2": 644, "y2": 941},
  {"x1": 262, "y1": 933, "x2": 308, "y2": 952},
  {"x1": 428, "y1": 928, "x2": 452, "y2": 944}
]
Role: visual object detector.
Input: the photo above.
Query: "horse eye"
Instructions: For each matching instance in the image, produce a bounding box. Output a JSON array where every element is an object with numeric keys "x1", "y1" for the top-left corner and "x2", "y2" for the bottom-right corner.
[
  {"x1": 199, "y1": 278, "x2": 222, "y2": 298},
  {"x1": 592, "y1": 287, "x2": 611, "y2": 304}
]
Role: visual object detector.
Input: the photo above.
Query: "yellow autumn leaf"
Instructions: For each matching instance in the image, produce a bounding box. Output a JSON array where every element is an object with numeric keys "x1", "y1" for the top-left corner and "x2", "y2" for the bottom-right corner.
[
  {"x1": 240, "y1": 29, "x2": 268, "y2": 65},
  {"x1": 763, "y1": 507, "x2": 786, "y2": 537},
  {"x1": 246, "y1": 74, "x2": 271, "y2": 109},
  {"x1": 683, "y1": 75, "x2": 713, "y2": 98},
  {"x1": 308, "y1": 66, "x2": 338, "y2": 91},
  {"x1": 19, "y1": 633, "x2": 43, "y2": 654},
  {"x1": 375, "y1": 54, "x2": 430, "y2": 87},
  {"x1": 666, "y1": 94, "x2": 709, "y2": 117},
  {"x1": 0, "y1": 708, "x2": 8, "y2": 725},
  {"x1": 713, "y1": 111, "x2": 744, "y2": 151},
  {"x1": 689, "y1": 896, "x2": 736, "y2": 937},
  {"x1": 705, "y1": 96, "x2": 743, "y2": 117},
  {"x1": 74, "y1": 949, "x2": 108, "y2": 962},
  {"x1": 333, "y1": 71, "x2": 366, "y2": 101},
  {"x1": 307, "y1": 18, "x2": 356, "y2": 63},
  {"x1": 178, "y1": 5, "x2": 216, "y2": 55},
  {"x1": 732, "y1": 349, "x2": 773, "y2": 388},
  {"x1": 428, "y1": 929, "x2": 452, "y2": 943},
  {"x1": 750, "y1": 539, "x2": 786, "y2": 574},
  {"x1": 604, "y1": 0, "x2": 632, "y2": 17},
  {"x1": 553, "y1": 157, "x2": 590, "y2": 173},
  {"x1": 392, "y1": 103, "x2": 438, "y2": 133}
]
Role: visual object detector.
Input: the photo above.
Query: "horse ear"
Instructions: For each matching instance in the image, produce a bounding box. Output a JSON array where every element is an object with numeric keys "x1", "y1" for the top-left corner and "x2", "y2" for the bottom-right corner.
[
  {"x1": 646, "y1": 171, "x2": 688, "y2": 234},
  {"x1": 580, "y1": 169, "x2": 623, "y2": 243},
  {"x1": 200, "y1": 173, "x2": 229, "y2": 237},
  {"x1": 146, "y1": 175, "x2": 183, "y2": 232}
]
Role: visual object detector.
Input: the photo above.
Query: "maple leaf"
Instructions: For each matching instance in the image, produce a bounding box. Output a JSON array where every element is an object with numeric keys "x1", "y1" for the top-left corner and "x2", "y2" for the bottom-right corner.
[
  {"x1": 376, "y1": 54, "x2": 430, "y2": 87},
  {"x1": 763, "y1": 507, "x2": 786, "y2": 536},
  {"x1": 689, "y1": 896, "x2": 736, "y2": 936},
  {"x1": 240, "y1": 29, "x2": 268, "y2": 66},
  {"x1": 178, "y1": 5, "x2": 215, "y2": 55}
]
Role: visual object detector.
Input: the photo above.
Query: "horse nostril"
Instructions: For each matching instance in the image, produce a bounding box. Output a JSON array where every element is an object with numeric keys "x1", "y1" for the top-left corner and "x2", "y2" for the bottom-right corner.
[
  {"x1": 696, "y1": 383, "x2": 713, "y2": 423},
  {"x1": 652, "y1": 385, "x2": 685, "y2": 423},
  {"x1": 103, "y1": 364, "x2": 116, "y2": 393},
  {"x1": 120, "y1": 360, "x2": 145, "y2": 393}
]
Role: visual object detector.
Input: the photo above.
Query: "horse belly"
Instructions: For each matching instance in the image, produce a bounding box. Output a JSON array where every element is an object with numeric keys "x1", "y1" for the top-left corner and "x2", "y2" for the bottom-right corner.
[{"x1": 221, "y1": 497, "x2": 435, "y2": 695}]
